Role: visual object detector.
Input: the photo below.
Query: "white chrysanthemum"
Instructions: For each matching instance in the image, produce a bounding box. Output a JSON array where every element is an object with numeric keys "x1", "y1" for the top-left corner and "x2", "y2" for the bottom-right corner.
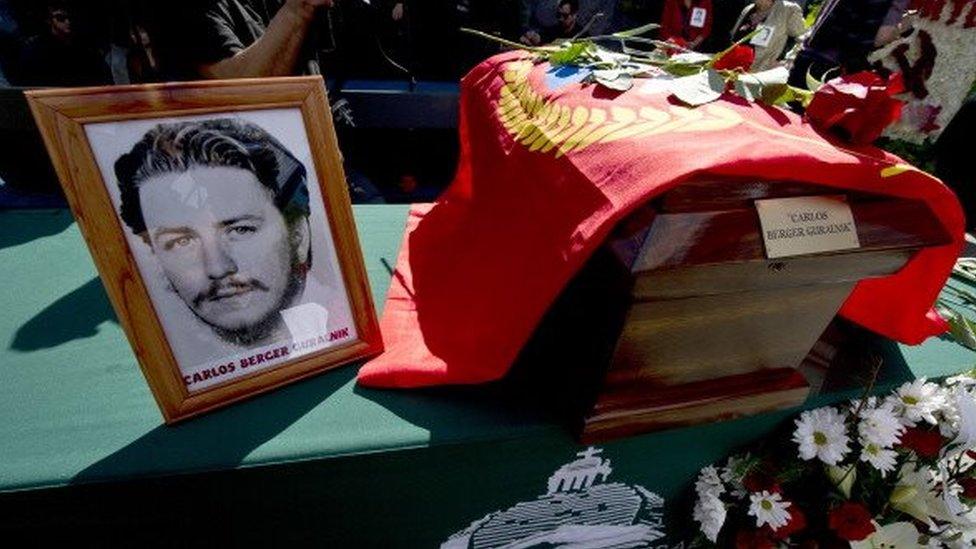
[
  {"x1": 849, "y1": 396, "x2": 879, "y2": 416},
  {"x1": 947, "y1": 373, "x2": 976, "y2": 388},
  {"x1": 860, "y1": 443, "x2": 898, "y2": 476},
  {"x1": 858, "y1": 404, "x2": 904, "y2": 448},
  {"x1": 693, "y1": 493, "x2": 726, "y2": 543},
  {"x1": 695, "y1": 465, "x2": 724, "y2": 499},
  {"x1": 793, "y1": 407, "x2": 851, "y2": 465},
  {"x1": 949, "y1": 389, "x2": 976, "y2": 451},
  {"x1": 748, "y1": 491, "x2": 791, "y2": 530},
  {"x1": 893, "y1": 379, "x2": 948, "y2": 425}
]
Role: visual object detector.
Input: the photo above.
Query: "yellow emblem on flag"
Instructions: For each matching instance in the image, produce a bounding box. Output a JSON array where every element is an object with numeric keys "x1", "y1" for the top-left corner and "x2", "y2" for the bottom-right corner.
[{"x1": 497, "y1": 61, "x2": 744, "y2": 157}]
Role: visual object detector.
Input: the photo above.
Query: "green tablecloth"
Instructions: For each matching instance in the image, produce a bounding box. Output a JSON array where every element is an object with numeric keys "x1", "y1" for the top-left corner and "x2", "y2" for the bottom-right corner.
[{"x1": 0, "y1": 206, "x2": 973, "y2": 545}]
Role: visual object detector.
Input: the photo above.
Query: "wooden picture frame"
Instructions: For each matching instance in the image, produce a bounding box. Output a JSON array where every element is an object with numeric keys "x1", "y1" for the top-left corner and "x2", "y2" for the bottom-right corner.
[{"x1": 26, "y1": 77, "x2": 382, "y2": 423}]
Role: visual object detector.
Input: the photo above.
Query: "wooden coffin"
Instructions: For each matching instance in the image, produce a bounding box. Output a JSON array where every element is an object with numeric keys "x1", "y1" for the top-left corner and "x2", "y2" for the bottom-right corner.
[{"x1": 577, "y1": 179, "x2": 952, "y2": 443}]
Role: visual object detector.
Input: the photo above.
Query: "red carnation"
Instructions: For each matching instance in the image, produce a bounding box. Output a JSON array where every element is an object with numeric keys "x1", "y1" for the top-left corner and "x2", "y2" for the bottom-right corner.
[
  {"x1": 736, "y1": 528, "x2": 775, "y2": 549},
  {"x1": 899, "y1": 426, "x2": 943, "y2": 458},
  {"x1": 771, "y1": 507, "x2": 807, "y2": 540},
  {"x1": 713, "y1": 44, "x2": 755, "y2": 72},
  {"x1": 805, "y1": 71, "x2": 904, "y2": 145},
  {"x1": 828, "y1": 502, "x2": 876, "y2": 541}
]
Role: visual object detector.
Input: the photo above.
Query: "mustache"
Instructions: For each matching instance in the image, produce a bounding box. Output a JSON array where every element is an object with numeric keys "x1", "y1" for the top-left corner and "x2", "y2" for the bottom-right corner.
[{"x1": 193, "y1": 278, "x2": 270, "y2": 307}]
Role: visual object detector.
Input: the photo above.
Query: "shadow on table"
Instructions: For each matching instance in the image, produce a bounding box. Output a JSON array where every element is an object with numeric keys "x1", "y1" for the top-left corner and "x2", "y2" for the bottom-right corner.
[
  {"x1": 350, "y1": 250, "x2": 626, "y2": 443},
  {"x1": 0, "y1": 208, "x2": 72, "y2": 250},
  {"x1": 71, "y1": 366, "x2": 356, "y2": 485},
  {"x1": 10, "y1": 277, "x2": 118, "y2": 352}
]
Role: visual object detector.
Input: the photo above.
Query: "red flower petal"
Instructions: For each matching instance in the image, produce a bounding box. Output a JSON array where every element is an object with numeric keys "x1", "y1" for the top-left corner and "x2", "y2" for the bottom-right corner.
[
  {"x1": 899, "y1": 426, "x2": 943, "y2": 458},
  {"x1": 714, "y1": 45, "x2": 755, "y2": 72},
  {"x1": 805, "y1": 71, "x2": 905, "y2": 145},
  {"x1": 828, "y1": 502, "x2": 876, "y2": 541}
]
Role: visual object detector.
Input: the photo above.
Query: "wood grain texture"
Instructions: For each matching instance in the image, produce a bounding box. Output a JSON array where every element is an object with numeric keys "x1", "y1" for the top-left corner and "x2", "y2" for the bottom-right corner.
[
  {"x1": 579, "y1": 178, "x2": 950, "y2": 441},
  {"x1": 26, "y1": 77, "x2": 382, "y2": 424},
  {"x1": 582, "y1": 369, "x2": 810, "y2": 443}
]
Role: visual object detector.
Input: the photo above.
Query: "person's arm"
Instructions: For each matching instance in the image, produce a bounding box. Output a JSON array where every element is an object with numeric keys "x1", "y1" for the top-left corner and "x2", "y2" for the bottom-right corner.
[
  {"x1": 874, "y1": 0, "x2": 909, "y2": 47},
  {"x1": 786, "y1": 2, "x2": 807, "y2": 38},
  {"x1": 198, "y1": 0, "x2": 333, "y2": 79}
]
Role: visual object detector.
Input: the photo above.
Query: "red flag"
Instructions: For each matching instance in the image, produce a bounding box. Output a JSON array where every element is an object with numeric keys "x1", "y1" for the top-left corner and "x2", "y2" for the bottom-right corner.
[{"x1": 357, "y1": 52, "x2": 964, "y2": 388}]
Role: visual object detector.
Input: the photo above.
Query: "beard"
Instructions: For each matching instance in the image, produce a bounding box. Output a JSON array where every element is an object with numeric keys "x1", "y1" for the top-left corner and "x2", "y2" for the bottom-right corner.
[
  {"x1": 186, "y1": 244, "x2": 308, "y2": 348},
  {"x1": 204, "y1": 268, "x2": 305, "y2": 347}
]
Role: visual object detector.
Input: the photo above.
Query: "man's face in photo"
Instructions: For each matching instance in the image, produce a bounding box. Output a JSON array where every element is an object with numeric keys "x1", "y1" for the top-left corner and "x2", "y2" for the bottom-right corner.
[{"x1": 139, "y1": 165, "x2": 306, "y2": 343}]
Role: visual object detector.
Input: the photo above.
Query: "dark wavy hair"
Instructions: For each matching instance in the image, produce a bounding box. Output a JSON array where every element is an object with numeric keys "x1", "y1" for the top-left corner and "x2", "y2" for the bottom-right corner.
[{"x1": 114, "y1": 118, "x2": 310, "y2": 236}]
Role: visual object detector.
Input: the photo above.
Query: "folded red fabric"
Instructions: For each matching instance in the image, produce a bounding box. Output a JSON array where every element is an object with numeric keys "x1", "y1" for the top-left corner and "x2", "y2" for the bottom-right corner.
[{"x1": 357, "y1": 52, "x2": 964, "y2": 389}]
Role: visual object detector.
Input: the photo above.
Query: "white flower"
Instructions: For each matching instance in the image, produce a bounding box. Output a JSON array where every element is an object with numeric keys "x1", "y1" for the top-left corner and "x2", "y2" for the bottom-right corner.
[
  {"x1": 950, "y1": 389, "x2": 976, "y2": 452},
  {"x1": 892, "y1": 379, "x2": 948, "y2": 425},
  {"x1": 891, "y1": 464, "x2": 939, "y2": 527},
  {"x1": 793, "y1": 407, "x2": 851, "y2": 465},
  {"x1": 858, "y1": 404, "x2": 904, "y2": 448},
  {"x1": 748, "y1": 491, "x2": 791, "y2": 530},
  {"x1": 693, "y1": 493, "x2": 726, "y2": 543},
  {"x1": 694, "y1": 465, "x2": 724, "y2": 499},
  {"x1": 947, "y1": 372, "x2": 976, "y2": 388},
  {"x1": 850, "y1": 522, "x2": 920, "y2": 549},
  {"x1": 860, "y1": 443, "x2": 898, "y2": 476}
]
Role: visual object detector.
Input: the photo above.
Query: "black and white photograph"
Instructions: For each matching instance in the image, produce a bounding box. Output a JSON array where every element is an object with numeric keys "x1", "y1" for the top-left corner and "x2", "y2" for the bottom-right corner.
[{"x1": 87, "y1": 108, "x2": 357, "y2": 393}]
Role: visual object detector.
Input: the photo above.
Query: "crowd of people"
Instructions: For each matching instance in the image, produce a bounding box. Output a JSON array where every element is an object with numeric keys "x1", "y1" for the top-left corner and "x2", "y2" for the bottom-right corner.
[
  {"x1": 0, "y1": 0, "x2": 922, "y2": 88},
  {"x1": 0, "y1": 0, "x2": 958, "y2": 207}
]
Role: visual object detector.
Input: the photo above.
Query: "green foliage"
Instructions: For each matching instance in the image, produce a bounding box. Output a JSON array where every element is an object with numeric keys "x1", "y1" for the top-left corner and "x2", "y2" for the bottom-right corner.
[
  {"x1": 462, "y1": 23, "x2": 816, "y2": 108},
  {"x1": 876, "y1": 137, "x2": 937, "y2": 175},
  {"x1": 549, "y1": 41, "x2": 591, "y2": 65},
  {"x1": 805, "y1": 0, "x2": 824, "y2": 27}
]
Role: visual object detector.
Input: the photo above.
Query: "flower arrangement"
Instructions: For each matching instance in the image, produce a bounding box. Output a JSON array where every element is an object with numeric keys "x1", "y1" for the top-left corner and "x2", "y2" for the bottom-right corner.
[
  {"x1": 461, "y1": 24, "x2": 908, "y2": 146},
  {"x1": 691, "y1": 374, "x2": 976, "y2": 547},
  {"x1": 460, "y1": 24, "x2": 814, "y2": 108}
]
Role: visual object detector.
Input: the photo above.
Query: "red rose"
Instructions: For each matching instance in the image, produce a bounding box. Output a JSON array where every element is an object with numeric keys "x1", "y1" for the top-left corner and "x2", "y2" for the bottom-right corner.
[
  {"x1": 805, "y1": 71, "x2": 905, "y2": 145},
  {"x1": 736, "y1": 528, "x2": 775, "y2": 549},
  {"x1": 771, "y1": 507, "x2": 807, "y2": 540},
  {"x1": 828, "y1": 502, "x2": 876, "y2": 541},
  {"x1": 960, "y1": 477, "x2": 976, "y2": 500},
  {"x1": 899, "y1": 426, "x2": 943, "y2": 458},
  {"x1": 713, "y1": 44, "x2": 755, "y2": 72}
]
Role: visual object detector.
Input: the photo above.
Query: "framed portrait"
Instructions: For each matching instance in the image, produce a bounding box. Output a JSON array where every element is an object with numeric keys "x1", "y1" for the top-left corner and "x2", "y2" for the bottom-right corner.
[{"x1": 27, "y1": 77, "x2": 382, "y2": 423}]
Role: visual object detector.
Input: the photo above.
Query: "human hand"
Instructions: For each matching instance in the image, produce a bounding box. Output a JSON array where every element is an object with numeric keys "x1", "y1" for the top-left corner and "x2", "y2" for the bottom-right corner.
[
  {"x1": 520, "y1": 30, "x2": 541, "y2": 46},
  {"x1": 284, "y1": 0, "x2": 335, "y2": 22},
  {"x1": 392, "y1": 2, "x2": 404, "y2": 21}
]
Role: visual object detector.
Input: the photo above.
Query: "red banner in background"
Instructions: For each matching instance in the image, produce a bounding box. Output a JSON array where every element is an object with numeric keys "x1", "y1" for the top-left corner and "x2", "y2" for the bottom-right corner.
[{"x1": 357, "y1": 52, "x2": 964, "y2": 389}]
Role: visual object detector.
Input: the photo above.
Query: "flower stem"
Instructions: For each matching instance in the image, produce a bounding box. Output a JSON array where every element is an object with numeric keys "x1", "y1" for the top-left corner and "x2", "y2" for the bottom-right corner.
[{"x1": 459, "y1": 27, "x2": 553, "y2": 54}]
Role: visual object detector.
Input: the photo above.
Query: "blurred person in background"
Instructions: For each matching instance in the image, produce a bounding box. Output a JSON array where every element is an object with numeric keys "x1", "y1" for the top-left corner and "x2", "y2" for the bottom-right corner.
[
  {"x1": 520, "y1": 0, "x2": 583, "y2": 45},
  {"x1": 788, "y1": 0, "x2": 907, "y2": 87},
  {"x1": 17, "y1": 0, "x2": 111, "y2": 86},
  {"x1": 659, "y1": 0, "x2": 714, "y2": 50},
  {"x1": 149, "y1": 0, "x2": 335, "y2": 80},
  {"x1": 730, "y1": 0, "x2": 805, "y2": 71},
  {"x1": 148, "y1": 0, "x2": 393, "y2": 204}
]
